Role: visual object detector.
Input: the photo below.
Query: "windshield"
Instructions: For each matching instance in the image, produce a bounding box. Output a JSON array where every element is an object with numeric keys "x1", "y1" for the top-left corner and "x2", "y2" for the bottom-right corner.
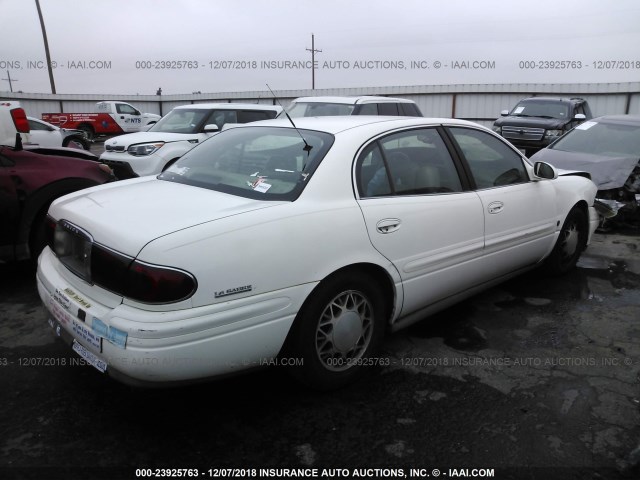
[
  {"x1": 550, "y1": 120, "x2": 640, "y2": 157},
  {"x1": 159, "y1": 126, "x2": 334, "y2": 201},
  {"x1": 149, "y1": 109, "x2": 212, "y2": 134},
  {"x1": 281, "y1": 102, "x2": 355, "y2": 118},
  {"x1": 510, "y1": 100, "x2": 570, "y2": 119}
]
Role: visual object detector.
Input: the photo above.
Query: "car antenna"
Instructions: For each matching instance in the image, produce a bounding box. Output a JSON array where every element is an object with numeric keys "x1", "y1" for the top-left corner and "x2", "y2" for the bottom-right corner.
[{"x1": 266, "y1": 84, "x2": 313, "y2": 155}]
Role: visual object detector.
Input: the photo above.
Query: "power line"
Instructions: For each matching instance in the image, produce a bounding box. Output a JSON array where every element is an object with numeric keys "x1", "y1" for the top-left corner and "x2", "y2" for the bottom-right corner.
[
  {"x1": 306, "y1": 33, "x2": 322, "y2": 90},
  {"x1": 2, "y1": 71, "x2": 18, "y2": 92}
]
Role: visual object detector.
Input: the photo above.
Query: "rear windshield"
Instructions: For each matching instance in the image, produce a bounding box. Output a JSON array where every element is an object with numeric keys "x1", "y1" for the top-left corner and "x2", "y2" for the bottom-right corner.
[
  {"x1": 282, "y1": 102, "x2": 355, "y2": 118},
  {"x1": 159, "y1": 126, "x2": 334, "y2": 201}
]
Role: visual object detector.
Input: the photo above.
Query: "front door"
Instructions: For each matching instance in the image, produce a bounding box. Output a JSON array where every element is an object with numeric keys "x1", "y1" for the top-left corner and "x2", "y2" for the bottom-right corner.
[{"x1": 355, "y1": 127, "x2": 485, "y2": 317}]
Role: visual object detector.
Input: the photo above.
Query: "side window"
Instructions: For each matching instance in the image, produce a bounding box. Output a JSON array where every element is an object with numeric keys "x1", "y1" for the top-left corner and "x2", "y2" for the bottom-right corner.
[
  {"x1": 400, "y1": 103, "x2": 420, "y2": 116},
  {"x1": 207, "y1": 110, "x2": 238, "y2": 128},
  {"x1": 238, "y1": 110, "x2": 272, "y2": 123},
  {"x1": 378, "y1": 103, "x2": 399, "y2": 115},
  {"x1": 116, "y1": 103, "x2": 137, "y2": 115},
  {"x1": 28, "y1": 120, "x2": 50, "y2": 131},
  {"x1": 449, "y1": 127, "x2": 529, "y2": 189},
  {"x1": 357, "y1": 128, "x2": 463, "y2": 197},
  {"x1": 357, "y1": 104, "x2": 378, "y2": 115}
]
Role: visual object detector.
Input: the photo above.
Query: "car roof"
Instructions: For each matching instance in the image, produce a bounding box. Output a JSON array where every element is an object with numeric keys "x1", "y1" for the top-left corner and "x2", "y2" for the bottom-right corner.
[
  {"x1": 239, "y1": 115, "x2": 481, "y2": 135},
  {"x1": 290, "y1": 96, "x2": 415, "y2": 105},
  {"x1": 520, "y1": 96, "x2": 584, "y2": 103},
  {"x1": 173, "y1": 103, "x2": 282, "y2": 111},
  {"x1": 588, "y1": 114, "x2": 640, "y2": 125}
]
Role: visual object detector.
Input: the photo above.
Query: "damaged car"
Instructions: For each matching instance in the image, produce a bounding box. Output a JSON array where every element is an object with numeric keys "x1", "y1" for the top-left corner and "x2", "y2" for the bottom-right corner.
[{"x1": 530, "y1": 115, "x2": 640, "y2": 226}]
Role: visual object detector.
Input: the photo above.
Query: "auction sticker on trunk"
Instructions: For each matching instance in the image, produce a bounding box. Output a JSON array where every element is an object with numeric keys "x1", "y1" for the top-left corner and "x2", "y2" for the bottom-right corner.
[
  {"x1": 71, "y1": 319, "x2": 102, "y2": 351},
  {"x1": 72, "y1": 340, "x2": 107, "y2": 373}
]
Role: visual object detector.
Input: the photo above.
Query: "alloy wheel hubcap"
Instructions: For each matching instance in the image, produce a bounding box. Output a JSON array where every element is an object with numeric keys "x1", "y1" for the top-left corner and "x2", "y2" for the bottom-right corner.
[
  {"x1": 561, "y1": 222, "x2": 579, "y2": 259},
  {"x1": 315, "y1": 290, "x2": 373, "y2": 372}
]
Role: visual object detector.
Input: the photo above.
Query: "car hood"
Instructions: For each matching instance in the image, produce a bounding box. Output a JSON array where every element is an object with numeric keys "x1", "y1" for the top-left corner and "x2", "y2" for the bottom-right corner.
[
  {"x1": 104, "y1": 131, "x2": 204, "y2": 149},
  {"x1": 532, "y1": 148, "x2": 639, "y2": 190},
  {"x1": 49, "y1": 177, "x2": 284, "y2": 256},
  {"x1": 494, "y1": 116, "x2": 567, "y2": 129}
]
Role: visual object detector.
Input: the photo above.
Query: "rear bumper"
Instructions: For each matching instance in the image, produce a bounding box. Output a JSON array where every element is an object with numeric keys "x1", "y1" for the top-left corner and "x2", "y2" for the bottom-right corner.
[{"x1": 36, "y1": 248, "x2": 306, "y2": 385}]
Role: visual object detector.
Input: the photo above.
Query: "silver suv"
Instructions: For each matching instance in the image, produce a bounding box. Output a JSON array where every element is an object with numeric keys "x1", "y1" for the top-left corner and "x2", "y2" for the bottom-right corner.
[{"x1": 280, "y1": 96, "x2": 422, "y2": 118}]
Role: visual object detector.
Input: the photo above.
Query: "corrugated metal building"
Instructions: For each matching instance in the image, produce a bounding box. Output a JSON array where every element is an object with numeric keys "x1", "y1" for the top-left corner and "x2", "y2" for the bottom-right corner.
[{"x1": 2, "y1": 82, "x2": 639, "y2": 128}]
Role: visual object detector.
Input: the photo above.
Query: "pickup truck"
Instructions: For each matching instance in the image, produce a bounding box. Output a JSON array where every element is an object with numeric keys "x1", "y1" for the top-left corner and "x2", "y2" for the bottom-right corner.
[
  {"x1": 0, "y1": 101, "x2": 112, "y2": 262},
  {"x1": 42, "y1": 101, "x2": 161, "y2": 140}
]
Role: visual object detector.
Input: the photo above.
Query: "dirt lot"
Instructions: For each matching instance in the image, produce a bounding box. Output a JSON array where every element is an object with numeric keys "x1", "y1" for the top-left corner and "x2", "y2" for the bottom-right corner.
[{"x1": 0, "y1": 231, "x2": 639, "y2": 480}]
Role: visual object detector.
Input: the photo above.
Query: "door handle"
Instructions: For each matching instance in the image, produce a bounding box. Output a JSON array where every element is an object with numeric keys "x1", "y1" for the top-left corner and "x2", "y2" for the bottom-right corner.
[
  {"x1": 376, "y1": 218, "x2": 401, "y2": 234},
  {"x1": 488, "y1": 201, "x2": 504, "y2": 214}
]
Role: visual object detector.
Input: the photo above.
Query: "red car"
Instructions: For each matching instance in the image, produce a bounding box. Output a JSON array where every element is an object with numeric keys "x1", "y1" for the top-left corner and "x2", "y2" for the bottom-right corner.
[{"x1": 0, "y1": 102, "x2": 112, "y2": 262}]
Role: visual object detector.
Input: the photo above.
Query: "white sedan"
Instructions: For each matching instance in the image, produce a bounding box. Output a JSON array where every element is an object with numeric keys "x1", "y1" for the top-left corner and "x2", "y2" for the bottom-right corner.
[
  {"x1": 37, "y1": 116, "x2": 599, "y2": 389},
  {"x1": 26, "y1": 117, "x2": 90, "y2": 150}
]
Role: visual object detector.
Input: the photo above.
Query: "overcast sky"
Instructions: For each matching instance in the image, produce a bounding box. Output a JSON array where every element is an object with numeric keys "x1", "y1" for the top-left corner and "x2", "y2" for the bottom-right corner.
[{"x1": 1, "y1": 0, "x2": 639, "y2": 95}]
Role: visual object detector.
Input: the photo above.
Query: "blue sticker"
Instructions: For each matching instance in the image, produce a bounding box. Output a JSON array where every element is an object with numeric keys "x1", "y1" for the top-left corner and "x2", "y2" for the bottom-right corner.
[
  {"x1": 107, "y1": 327, "x2": 128, "y2": 349},
  {"x1": 92, "y1": 317, "x2": 108, "y2": 337}
]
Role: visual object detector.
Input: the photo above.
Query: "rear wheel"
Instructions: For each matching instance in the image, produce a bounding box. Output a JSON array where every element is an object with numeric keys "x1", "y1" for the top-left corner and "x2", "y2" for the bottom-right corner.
[
  {"x1": 62, "y1": 135, "x2": 90, "y2": 150},
  {"x1": 77, "y1": 124, "x2": 95, "y2": 141},
  {"x1": 283, "y1": 272, "x2": 387, "y2": 390},
  {"x1": 543, "y1": 206, "x2": 588, "y2": 275}
]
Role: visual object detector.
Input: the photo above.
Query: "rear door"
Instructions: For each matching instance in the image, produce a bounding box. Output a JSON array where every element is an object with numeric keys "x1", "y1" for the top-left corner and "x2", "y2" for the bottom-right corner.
[
  {"x1": 355, "y1": 127, "x2": 485, "y2": 317},
  {"x1": 445, "y1": 126, "x2": 557, "y2": 276}
]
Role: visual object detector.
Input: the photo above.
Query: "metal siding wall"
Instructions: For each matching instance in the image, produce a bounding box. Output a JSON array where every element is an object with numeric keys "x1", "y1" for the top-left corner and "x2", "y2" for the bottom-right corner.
[
  {"x1": 582, "y1": 94, "x2": 629, "y2": 116},
  {"x1": 400, "y1": 94, "x2": 451, "y2": 117},
  {"x1": 3, "y1": 82, "x2": 639, "y2": 120},
  {"x1": 629, "y1": 93, "x2": 640, "y2": 114}
]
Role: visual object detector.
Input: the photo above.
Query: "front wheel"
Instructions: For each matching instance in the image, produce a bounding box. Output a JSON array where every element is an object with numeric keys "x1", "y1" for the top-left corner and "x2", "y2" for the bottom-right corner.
[
  {"x1": 282, "y1": 272, "x2": 387, "y2": 390},
  {"x1": 543, "y1": 206, "x2": 588, "y2": 275}
]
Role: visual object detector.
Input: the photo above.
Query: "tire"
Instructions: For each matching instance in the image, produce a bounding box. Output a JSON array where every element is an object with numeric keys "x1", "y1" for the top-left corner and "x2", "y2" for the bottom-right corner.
[
  {"x1": 282, "y1": 271, "x2": 387, "y2": 390},
  {"x1": 543, "y1": 206, "x2": 588, "y2": 275},
  {"x1": 62, "y1": 135, "x2": 90, "y2": 150},
  {"x1": 77, "y1": 124, "x2": 95, "y2": 141}
]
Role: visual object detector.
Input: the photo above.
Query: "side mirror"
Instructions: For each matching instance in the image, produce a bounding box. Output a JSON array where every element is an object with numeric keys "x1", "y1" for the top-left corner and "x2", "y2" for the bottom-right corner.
[
  {"x1": 203, "y1": 124, "x2": 220, "y2": 133},
  {"x1": 533, "y1": 161, "x2": 558, "y2": 180},
  {"x1": 574, "y1": 113, "x2": 586, "y2": 121},
  {"x1": 500, "y1": 110, "x2": 509, "y2": 116}
]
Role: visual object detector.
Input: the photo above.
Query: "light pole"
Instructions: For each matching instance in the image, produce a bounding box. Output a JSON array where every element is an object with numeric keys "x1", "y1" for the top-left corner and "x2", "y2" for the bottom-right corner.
[{"x1": 35, "y1": 0, "x2": 56, "y2": 93}]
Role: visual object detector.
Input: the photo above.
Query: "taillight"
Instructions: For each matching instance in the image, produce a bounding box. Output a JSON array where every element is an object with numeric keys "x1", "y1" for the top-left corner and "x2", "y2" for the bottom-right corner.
[
  {"x1": 91, "y1": 248, "x2": 196, "y2": 304},
  {"x1": 10, "y1": 108, "x2": 29, "y2": 133},
  {"x1": 125, "y1": 260, "x2": 197, "y2": 304},
  {"x1": 47, "y1": 218, "x2": 196, "y2": 304},
  {"x1": 91, "y1": 244, "x2": 197, "y2": 303},
  {"x1": 91, "y1": 244, "x2": 132, "y2": 293}
]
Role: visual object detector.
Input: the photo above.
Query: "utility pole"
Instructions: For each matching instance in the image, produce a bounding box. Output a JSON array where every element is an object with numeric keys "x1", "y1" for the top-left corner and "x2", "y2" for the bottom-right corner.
[
  {"x1": 306, "y1": 33, "x2": 322, "y2": 90},
  {"x1": 2, "y1": 71, "x2": 18, "y2": 92},
  {"x1": 35, "y1": 0, "x2": 56, "y2": 94}
]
